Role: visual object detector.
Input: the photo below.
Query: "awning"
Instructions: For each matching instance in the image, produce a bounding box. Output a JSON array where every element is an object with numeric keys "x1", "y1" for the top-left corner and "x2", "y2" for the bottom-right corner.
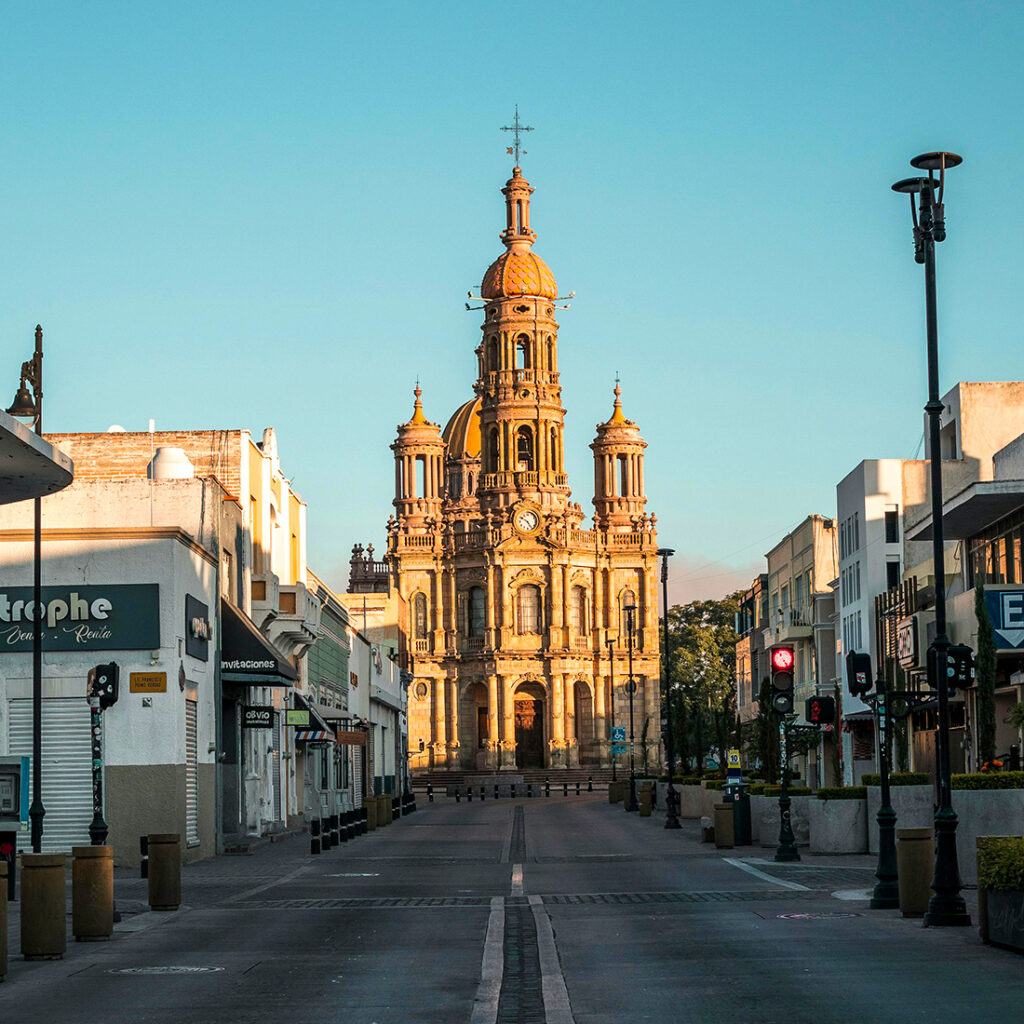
[
  {"x1": 294, "y1": 729, "x2": 335, "y2": 744},
  {"x1": 220, "y1": 599, "x2": 297, "y2": 686},
  {"x1": 906, "y1": 480, "x2": 1024, "y2": 540},
  {"x1": 0, "y1": 411, "x2": 74, "y2": 504},
  {"x1": 291, "y1": 692, "x2": 334, "y2": 743},
  {"x1": 312, "y1": 701, "x2": 348, "y2": 723}
]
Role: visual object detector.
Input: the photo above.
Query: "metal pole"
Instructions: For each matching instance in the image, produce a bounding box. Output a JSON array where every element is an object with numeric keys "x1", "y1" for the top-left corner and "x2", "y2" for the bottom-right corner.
[
  {"x1": 607, "y1": 637, "x2": 616, "y2": 782},
  {"x1": 919, "y1": 183, "x2": 969, "y2": 927},
  {"x1": 659, "y1": 549, "x2": 680, "y2": 828},
  {"x1": 870, "y1": 664, "x2": 898, "y2": 908},
  {"x1": 775, "y1": 718, "x2": 799, "y2": 861},
  {"x1": 88, "y1": 696, "x2": 109, "y2": 845},
  {"x1": 625, "y1": 607, "x2": 638, "y2": 812},
  {"x1": 29, "y1": 326, "x2": 45, "y2": 854}
]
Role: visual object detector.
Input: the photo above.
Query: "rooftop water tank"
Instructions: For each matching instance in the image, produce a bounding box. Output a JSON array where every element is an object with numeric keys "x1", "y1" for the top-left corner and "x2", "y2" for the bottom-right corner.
[{"x1": 148, "y1": 446, "x2": 195, "y2": 480}]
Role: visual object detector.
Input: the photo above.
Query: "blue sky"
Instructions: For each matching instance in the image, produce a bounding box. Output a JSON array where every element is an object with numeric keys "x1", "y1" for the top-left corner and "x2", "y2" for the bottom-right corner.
[{"x1": 2, "y1": 2, "x2": 1022, "y2": 600}]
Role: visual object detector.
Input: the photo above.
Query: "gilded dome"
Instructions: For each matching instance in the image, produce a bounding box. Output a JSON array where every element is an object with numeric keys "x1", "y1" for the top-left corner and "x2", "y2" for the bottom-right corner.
[
  {"x1": 443, "y1": 397, "x2": 482, "y2": 459},
  {"x1": 481, "y1": 249, "x2": 557, "y2": 300}
]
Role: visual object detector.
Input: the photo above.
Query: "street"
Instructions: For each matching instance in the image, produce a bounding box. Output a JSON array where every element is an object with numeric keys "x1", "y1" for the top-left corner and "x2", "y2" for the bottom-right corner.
[{"x1": 1, "y1": 793, "x2": 1022, "y2": 1023}]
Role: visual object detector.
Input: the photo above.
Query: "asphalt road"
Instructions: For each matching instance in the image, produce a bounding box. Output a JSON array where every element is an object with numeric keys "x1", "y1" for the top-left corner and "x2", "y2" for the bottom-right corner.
[{"x1": 1, "y1": 793, "x2": 1023, "y2": 1023}]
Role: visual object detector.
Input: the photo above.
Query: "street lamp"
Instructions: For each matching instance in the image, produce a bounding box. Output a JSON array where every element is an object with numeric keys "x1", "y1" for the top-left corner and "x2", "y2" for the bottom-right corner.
[
  {"x1": 606, "y1": 635, "x2": 617, "y2": 782},
  {"x1": 658, "y1": 548, "x2": 680, "y2": 829},
  {"x1": 7, "y1": 325, "x2": 45, "y2": 853},
  {"x1": 624, "y1": 600, "x2": 638, "y2": 813},
  {"x1": 892, "y1": 151, "x2": 970, "y2": 927}
]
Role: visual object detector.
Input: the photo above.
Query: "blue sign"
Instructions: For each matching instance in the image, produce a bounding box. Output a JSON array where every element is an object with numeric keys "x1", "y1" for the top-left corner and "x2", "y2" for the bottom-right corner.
[
  {"x1": 610, "y1": 726, "x2": 626, "y2": 742},
  {"x1": 611, "y1": 744, "x2": 627, "y2": 755},
  {"x1": 983, "y1": 589, "x2": 1024, "y2": 651}
]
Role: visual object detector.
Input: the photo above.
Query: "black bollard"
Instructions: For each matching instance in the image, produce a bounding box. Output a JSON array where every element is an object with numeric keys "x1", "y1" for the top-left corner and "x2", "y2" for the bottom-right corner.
[
  {"x1": 139, "y1": 836, "x2": 149, "y2": 879},
  {"x1": 511, "y1": 783, "x2": 516, "y2": 799},
  {"x1": 563, "y1": 782, "x2": 568, "y2": 797},
  {"x1": 576, "y1": 781, "x2": 581, "y2": 796},
  {"x1": 494, "y1": 784, "x2": 499, "y2": 800},
  {"x1": 455, "y1": 786, "x2": 461, "y2": 803},
  {"x1": 359, "y1": 807, "x2": 368, "y2": 835},
  {"x1": 311, "y1": 818, "x2": 322, "y2": 855},
  {"x1": 427, "y1": 783, "x2": 434, "y2": 803},
  {"x1": 468, "y1": 786, "x2": 473, "y2": 802},
  {"x1": 481, "y1": 786, "x2": 485, "y2": 801},
  {"x1": 321, "y1": 817, "x2": 332, "y2": 851},
  {"x1": 339, "y1": 810, "x2": 349, "y2": 843},
  {"x1": 527, "y1": 783, "x2": 533, "y2": 798},
  {"x1": 588, "y1": 775, "x2": 593, "y2": 792},
  {"x1": 545, "y1": 778, "x2": 550, "y2": 798}
]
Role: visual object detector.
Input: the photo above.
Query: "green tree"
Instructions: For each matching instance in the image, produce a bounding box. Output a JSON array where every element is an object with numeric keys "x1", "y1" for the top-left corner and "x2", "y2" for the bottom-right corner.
[
  {"x1": 975, "y1": 582, "x2": 998, "y2": 764},
  {"x1": 750, "y1": 677, "x2": 781, "y2": 780}
]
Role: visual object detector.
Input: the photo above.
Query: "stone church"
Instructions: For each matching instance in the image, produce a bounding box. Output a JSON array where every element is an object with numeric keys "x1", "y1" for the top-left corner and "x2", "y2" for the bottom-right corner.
[{"x1": 364, "y1": 164, "x2": 662, "y2": 772}]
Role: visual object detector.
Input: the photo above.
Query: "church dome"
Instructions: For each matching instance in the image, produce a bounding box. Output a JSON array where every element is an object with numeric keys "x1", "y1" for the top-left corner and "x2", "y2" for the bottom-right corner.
[
  {"x1": 481, "y1": 250, "x2": 557, "y2": 301},
  {"x1": 443, "y1": 397, "x2": 482, "y2": 459}
]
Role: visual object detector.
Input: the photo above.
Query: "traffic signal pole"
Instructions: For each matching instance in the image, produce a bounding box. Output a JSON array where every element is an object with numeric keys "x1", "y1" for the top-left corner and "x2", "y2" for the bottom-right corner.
[
  {"x1": 775, "y1": 718, "x2": 799, "y2": 862},
  {"x1": 869, "y1": 664, "x2": 899, "y2": 909}
]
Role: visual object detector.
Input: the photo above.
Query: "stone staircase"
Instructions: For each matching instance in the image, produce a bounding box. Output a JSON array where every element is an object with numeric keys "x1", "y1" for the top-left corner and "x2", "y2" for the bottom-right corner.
[{"x1": 412, "y1": 767, "x2": 618, "y2": 790}]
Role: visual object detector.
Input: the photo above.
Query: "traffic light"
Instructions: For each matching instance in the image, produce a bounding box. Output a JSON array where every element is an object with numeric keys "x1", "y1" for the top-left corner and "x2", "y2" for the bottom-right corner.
[
  {"x1": 89, "y1": 662, "x2": 120, "y2": 710},
  {"x1": 770, "y1": 645, "x2": 795, "y2": 715},
  {"x1": 845, "y1": 651, "x2": 873, "y2": 697},
  {"x1": 805, "y1": 696, "x2": 836, "y2": 725},
  {"x1": 932, "y1": 643, "x2": 975, "y2": 694}
]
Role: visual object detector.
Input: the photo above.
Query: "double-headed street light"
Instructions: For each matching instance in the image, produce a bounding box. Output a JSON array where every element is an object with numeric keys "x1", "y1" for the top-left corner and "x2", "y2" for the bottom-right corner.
[
  {"x1": 623, "y1": 600, "x2": 638, "y2": 813},
  {"x1": 7, "y1": 325, "x2": 46, "y2": 853},
  {"x1": 892, "y1": 151, "x2": 970, "y2": 927},
  {"x1": 657, "y1": 548, "x2": 680, "y2": 829}
]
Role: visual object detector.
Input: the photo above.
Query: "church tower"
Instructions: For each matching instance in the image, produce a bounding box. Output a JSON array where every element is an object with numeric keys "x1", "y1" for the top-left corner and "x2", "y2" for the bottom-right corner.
[
  {"x1": 391, "y1": 385, "x2": 446, "y2": 529},
  {"x1": 591, "y1": 380, "x2": 650, "y2": 532}
]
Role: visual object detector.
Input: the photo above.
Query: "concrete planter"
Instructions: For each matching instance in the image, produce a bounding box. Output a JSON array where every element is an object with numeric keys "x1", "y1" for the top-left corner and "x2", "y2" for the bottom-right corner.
[
  {"x1": 952, "y1": 788, "x2": 1024, "y2": 885},
  {"x1": 756, "y1": 795, "x2": 810, "y2": 848},
  {"x1": 678, "y1": 785, "x2": 703, "y2": 819},
  {"x1": 748, "y1": 796, "x2": 763, "y2": 844},
  {"x1": 700, "y1": 785, "x2": 722, "y2": 821},
  {"x1": 809, "y1": 798, "x2": 868, "y2": 855},
  {"x1": 866, "y1": 785, "x2": 933, "y2": 855},
  {"x1": 982, "y1": 889, "x2": 1024, "y2": 952}
]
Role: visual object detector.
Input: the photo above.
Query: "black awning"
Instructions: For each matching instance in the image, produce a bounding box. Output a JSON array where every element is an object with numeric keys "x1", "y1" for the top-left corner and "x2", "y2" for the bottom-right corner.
[{"x1": 220, "y1": 599, "x2": 297, "y2": 686}]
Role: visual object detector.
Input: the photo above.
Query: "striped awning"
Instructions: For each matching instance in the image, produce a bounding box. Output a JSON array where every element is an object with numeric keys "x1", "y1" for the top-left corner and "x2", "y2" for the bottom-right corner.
[{"x1": 294, "y1": 728, "x2": 335, "y2": 744}]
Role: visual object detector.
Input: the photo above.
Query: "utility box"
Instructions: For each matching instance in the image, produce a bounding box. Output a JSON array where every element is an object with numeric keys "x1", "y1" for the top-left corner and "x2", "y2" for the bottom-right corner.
[
  {"x1": 723, "y1": 780, "x2": 752, "y2": 846},
  {"x1": 0, "y1": 756, "x2": 30, "y2": 901}
]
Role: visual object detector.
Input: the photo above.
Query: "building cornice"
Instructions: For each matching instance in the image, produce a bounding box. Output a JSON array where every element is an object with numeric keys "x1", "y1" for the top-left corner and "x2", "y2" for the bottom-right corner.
[{"x1": 0, "y1": 526, "x2": 218, "y2": 566}]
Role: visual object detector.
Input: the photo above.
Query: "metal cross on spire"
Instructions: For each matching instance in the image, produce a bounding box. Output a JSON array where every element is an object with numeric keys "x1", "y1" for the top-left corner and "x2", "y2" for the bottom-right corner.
[{"x1": 501, "y1": 105, "x2": 533, "y2": 165}]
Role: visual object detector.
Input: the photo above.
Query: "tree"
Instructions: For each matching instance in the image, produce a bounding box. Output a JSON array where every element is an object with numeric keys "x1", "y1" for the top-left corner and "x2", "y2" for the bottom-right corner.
[
  {"x1": 975, "y1": 582, "x2": 998, "y2": 765},
  {"x1": 750, "y1": 677, "x2": 781, "y2": 780}
]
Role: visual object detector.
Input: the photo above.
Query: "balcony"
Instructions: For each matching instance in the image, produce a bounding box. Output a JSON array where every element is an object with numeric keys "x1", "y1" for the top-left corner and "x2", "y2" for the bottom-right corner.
[
  {"x1": 265, "y1": 581, "x2": 321, "y2": 659},
  {"x1": 762, "y1": 607, "x2": 813, "y2": 645},
  {"x1": 250, "y1": 572, "x2": 280, "y2": 630}
]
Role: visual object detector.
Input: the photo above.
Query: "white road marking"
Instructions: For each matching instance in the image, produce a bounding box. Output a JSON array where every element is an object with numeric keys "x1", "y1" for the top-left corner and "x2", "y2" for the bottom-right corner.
[
  {"x1": 722, "y1": 857, "x2": 810, "y2": 891},
  {"x1": 833, "y1": 888, "x2": 873, "y2": 901},
  {"x1": 221, "y1": 864, "x2": 311, "y2": 903},
  {"x1": 510, "y1": 864, "x2": 524, "y2": 895},
  {"x1": 529, "y1": 895, "x2": 576, "y2": 1024},
  {"x1": 469, "y1": 896, "x2": 505, "y2": 1024}
]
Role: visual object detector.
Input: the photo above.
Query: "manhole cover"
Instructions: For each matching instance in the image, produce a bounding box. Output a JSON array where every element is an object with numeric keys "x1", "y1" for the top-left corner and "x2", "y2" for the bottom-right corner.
[
  {"x1": 776, "y1": 912, "x2": 862, "y2": 920},
  {"x1": 109, "y1": 966, "x2": 226, "y2": 975}
]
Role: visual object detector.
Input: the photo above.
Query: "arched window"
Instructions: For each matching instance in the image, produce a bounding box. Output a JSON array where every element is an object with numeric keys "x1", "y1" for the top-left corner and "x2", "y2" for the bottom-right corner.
[
  {"x1": 570, "y1": 586, "x2": 588, "y2": 635},
  {"x1": 518, "y1": 585, "x2": 542, "y2": 634},
  {"x1": 468, "y1": 587, "x2": 486, "y2": 638},
  {"x1": 488, "y1": 428, "x2": 499, "y2": 473},
  {"x1": 516, "y1": 426, "x2": 535, "y2": 471},
  {"x1": 413, "y1": 593, "x2": 428, "y2": 640},
  {"x1": 620, "y1": 589, "x2": 638, "y2": 637},
  {"x1": 550, "y1": 427, "x2": 558, "y2": 472},
  {"x1": 547, "y1": 337, "x2": 555, "y2": 370},
  {"x1": 488, "y1": 337, "x2": 499, "y2": 371},
  {"x1": 515, "y1": 334, "x2": 531, "y2": 370}
]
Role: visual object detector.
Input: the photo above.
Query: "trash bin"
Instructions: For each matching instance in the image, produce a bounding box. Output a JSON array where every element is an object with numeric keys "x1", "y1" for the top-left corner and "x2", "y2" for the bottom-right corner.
[
  {"x1": 365, "y1": 798, "x2": 377, "y2": 832},
  {"x1": 147, "y1": 834, "x2": 181, "y2": 911},
  {"x1": 896, "y1": 827, "x2": 934, "y2": 917},
  {"x1": 714, "y1": 803, "x2": 735, "y2": 849}
]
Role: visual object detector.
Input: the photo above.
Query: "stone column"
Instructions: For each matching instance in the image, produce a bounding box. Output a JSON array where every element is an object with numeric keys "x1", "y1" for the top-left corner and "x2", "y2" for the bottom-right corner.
[
  {"x1": 594, "y1": 668, "x2": 607, "y2": 751},
  {"x1": 432, "y1": 677, "x2": 447, "y2": 767},
  {"x1": 550, "y1": 674, "x2": 566, "y2": 769},
  {"x1": 487, "y1": 674, "x2": 500, "y2": 770},
  {"x1": 448, "y1": 678, "x2": 460, "y2": 768},
  {"x1": 564, "y1": 678, "x2": 579, "y2": 768},
  {"x1": 500, "y1": 677, "x2": 517, "y2": 769}
]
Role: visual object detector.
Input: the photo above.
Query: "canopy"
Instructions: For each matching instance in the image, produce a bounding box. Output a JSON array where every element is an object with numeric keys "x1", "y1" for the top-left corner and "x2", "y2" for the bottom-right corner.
[{"x1": 220, "y1": 599, "x2": 297, "y2": 686}]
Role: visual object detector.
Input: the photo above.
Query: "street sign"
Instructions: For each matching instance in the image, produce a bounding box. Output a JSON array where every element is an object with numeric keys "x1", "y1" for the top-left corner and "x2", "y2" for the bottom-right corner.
[
  {"x1": 983, "y1": 589, "x2": 1024, "y2": 650},
  {"x1": 611, "y1": 744, "x2": 627, "y2": 755},
  {"x1": 610, "y1": 726, "x2": 626, "y2": 742},
  {"x1": 727, "y1": 749, "x2": 741, "y2": 769},
  {"x1": 130, "y1": 672, "x2": 167, "y2": 693},
  {"x1": 897, "y1": 617, "x2": 918, "y2": 667},
  {"x1": 285, "y1": 709, "x2": 310, "y2": 727}
]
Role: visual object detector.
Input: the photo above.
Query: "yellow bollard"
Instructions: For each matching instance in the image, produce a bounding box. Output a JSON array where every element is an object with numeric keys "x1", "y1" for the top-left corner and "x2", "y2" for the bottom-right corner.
[
  {"x1": 365, "y1": 798, "x2": 377, "y2": 832},
  {"x1": 147, "y1": 834, "x2": 181, "y2": 911},
  {"x1": 20, "y1": 853, "x2": 67, "y2": 960},
  {"x1": 1, "y1": 862, "x2": 7, "y2": 981},
  {"x1": 897, "y1": 827, "x2": 934, "y2": 917},
  {"x1": 72, "y1": 846, "x2": 113, "y2": 941}
]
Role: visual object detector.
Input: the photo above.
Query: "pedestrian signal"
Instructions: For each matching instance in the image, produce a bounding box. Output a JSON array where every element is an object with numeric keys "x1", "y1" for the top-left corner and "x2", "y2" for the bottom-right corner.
[
  {"x1": 845, "y1": 651, "x2": 873, "y2": 697},
  {"x1": 804, "y1": 696, "x2": 836, "y2": 725}
]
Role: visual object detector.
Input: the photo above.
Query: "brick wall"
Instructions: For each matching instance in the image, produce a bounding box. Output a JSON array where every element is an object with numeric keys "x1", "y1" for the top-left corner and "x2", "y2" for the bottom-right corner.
[{"x1": 46, "y1": 430, "x2": 245, "y2": 498}]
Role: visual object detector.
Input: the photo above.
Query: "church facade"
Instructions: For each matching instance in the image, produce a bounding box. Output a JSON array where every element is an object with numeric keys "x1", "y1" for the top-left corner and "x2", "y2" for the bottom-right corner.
[{"x1": 385, "y1": 165, "x2": 661, "y2": 772}]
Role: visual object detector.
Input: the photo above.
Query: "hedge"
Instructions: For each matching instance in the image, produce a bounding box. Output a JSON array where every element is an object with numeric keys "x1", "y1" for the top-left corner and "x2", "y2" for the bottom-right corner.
[
  {"x1": 746, "y1": 783, "x2": 767, "y2": 795},
  {"x1": 861, "y1": 772, "x2": 929, "y2": 787},
  {"x1": 763, "y1": 785, "x2": 812, "y2": 797},
  {"x1": 951, "y1": 771, "x2": 1024, "y2": 790},
  {"x1": 678, "y1": 776, "x2": 702, "y2": 786},
  {"x1": 977, "y1": 836, "x2": 1024, "y2": 891},
  {"x1": 816, "y1": 786, "x2": 867, "y2": 801},
  {"x1": 704, "y1": 780, "x2": 725, "y2": 791}
]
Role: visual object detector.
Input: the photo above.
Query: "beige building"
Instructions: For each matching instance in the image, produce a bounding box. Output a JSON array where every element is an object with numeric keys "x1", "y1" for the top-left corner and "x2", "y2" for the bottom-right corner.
[{"x1": 365, "y1": 165, "x2": 662, "y2": 772}]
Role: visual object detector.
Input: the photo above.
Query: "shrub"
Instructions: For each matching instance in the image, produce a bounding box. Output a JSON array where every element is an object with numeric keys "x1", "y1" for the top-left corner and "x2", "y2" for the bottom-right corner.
[
  {"x1": 951, "y1": 771, "x2": 1024, "y2": 790},
  {"x1": 816, "y1": 786, "x2": 867, "y2": 801},
  {"x1": 861, "y1": 772, "x2": 929, "y2": 787},
  {"x1": 746, "y1": 783, "x2": 766, "y2": 795},
  {"x1": 704, "y1": 780, "x2": 725, "y2": 791},
  {"x1": 763, "y1": 785, "x2": 812, "y2": 797},
  {"x1": 977, "y1": 836, "x2": 1024, "y2": 891},
  {"x1": 679, "y1": 776, "x2": 702, "y2": 786}
]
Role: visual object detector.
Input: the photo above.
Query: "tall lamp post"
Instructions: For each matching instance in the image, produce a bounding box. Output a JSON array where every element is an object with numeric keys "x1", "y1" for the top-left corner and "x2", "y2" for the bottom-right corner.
[
  {"x1": 624, "y1": 600, "x2": 638, "y2": 812},
  {"x1": 657, "y1": 548, "x2": 680, "y2": 829},
  {"x1": 606, "y1": 636, "x2": 617, "y2": 782},
  {"x1": 892, "y1": 151, "x2": 970, "y2": 927},
  {"x1": 7, "y1": 325, "x2": 45, "y2": 853}
]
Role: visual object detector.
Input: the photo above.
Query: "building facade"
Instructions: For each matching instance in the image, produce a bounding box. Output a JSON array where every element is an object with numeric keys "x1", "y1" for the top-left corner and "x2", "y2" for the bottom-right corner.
[
  {"x1": 381, "y1": 165, "x2": 662, "y2": 771},
  {"x1": 735, "y1": 574, "x2": 768, "y2": 725}
]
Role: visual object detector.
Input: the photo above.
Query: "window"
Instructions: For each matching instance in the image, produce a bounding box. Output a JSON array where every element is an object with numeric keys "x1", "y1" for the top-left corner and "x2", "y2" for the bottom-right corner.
[
  {"x1": 620, "y1": 589, "x2": 638, "y2": 635},
  {"x1": 886, "y1": 560, "x2": 901, "y2": 590},
  {"x1": 781, "y1": 584, "x2": 789, "y2": 610},
  {"x1": 488, "y1": 428, "x2": 499, "y2": 473},
  {"x1": 518, "y1": 585, "x2": 542, "y2": 634},
  {"x1": 550, "y1": 427, "x2": 558, "y2": 472},
  {"x1": 570, "y1": 586, "x2": 588, "y2": 635},
  {"x1": 855, "y1": 562, "x2": 861, "y2": 601},
  {"x1": 468, "y1": 587, "x2": 486, "y2": 638},
  {"x1": 516, "y1": 334, "x2": 531, "y2": 369},
  {"x1": 413, "y1": 593, "x2": 428, "y2": 640},
  {"x1": 516, "y1": 426, "x2": 535, "y2": 471},
  {"x1": 853, "y1": 512, "x2": 860, "y2": 552},
  {"x1": 885, "y1": 509, "x2": 899, "y2": 544}
]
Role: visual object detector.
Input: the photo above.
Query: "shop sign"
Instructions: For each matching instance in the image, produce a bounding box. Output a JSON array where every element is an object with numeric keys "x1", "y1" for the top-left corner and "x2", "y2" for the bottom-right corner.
[
  {"x1": 130, "y1": 672, "x2": 167, "y2": 693},
  {"x1": 243, "y1": 705, "x2": 274, "y2": 729},
  {"x1": 285, "y1": 709, "x2": 310, "y2": 727},
  {"x1": 984, "y1": 589, "x2": 1024, "y2": 650},
  {"x1": 336, "y1": 730, "x2": 366, "y2": 746},
  {"x1": 897, "y1": 617, "x2": 918, "y2": 668},
  {"x1": 185, "y1": 594, "x2": 210, "y2": 662},
  {"x1": 0, "y1": 584, "x2": 159, "y2": 652}
]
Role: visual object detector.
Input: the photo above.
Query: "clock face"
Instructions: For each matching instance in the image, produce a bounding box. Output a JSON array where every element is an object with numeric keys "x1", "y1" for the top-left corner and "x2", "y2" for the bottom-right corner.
[{"x1": 516, "y1": 510, "x2": 539, "y2": 532}]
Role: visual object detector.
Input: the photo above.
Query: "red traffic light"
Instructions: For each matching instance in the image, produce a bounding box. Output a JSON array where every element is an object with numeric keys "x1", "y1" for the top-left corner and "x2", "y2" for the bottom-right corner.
[{"x1": 771, "y1": 647, "x2": 795, "y2": 671}]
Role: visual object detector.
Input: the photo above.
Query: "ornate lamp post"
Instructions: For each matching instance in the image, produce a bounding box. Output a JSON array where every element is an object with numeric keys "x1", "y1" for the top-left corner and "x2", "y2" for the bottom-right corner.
[
  {"x1": 657, "y1": 548, "x2": 680, "y2": 828},
  {"x1": 7, "y1": 325, "x2": 45, "y2": 853},
  {"x1": 606, "y1": 635, "x2": 617, "y2": 782},
  {"x1": 891, "y1": 151, "x2": 970, "y2": 927},
  {"x1": 624, "y1": 600, "x2": 638, "y2": 813}
]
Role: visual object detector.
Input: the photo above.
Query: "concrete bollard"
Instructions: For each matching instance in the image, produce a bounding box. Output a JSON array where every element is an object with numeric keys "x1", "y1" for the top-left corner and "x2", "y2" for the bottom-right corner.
[
  {"x1": 147, "y1": 834, "x2": 181, "y2": 911},
  {"x1": 713, "y1": 804, "x2": 735, "y2": 848},
  {"x1": 897, "y1": 827, "x2": 934, "y2": 918},
  {"x1": 366, "y1": 799, "x2": 378, "y2": 831},
  {"x1": 639, "y1": 786, "x2": 653, "y2": 817},
  {"x1": 1, "y1": 862, "x2": 7, "y2": 981},
  {"x1": 72, "y1": 846, "x2": 113, "y2": 942},
  {"x1": 381, "y1": 794, "x2": 392, "y2": 825},
  {"x1": 21, "y1": 852, "x2": 68, "y2": 959}
]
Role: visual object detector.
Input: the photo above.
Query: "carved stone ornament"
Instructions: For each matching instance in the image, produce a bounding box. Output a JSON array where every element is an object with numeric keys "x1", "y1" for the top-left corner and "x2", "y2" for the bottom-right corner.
[{"x1": 508, "y1": 567, "x2": 544, "y2": 587}]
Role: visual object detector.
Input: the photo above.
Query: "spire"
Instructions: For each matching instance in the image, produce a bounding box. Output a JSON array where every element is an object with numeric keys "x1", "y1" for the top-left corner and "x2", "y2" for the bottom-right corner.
[
  {"x1": 608, "y1": 376, "x2": 628, "y2": 426},
  {"x1": 500, "y1": 166, "x2": 537, "y2": 253},
  {"x1": 408, "y1": 382, "x2": 427, "y2": 425}
]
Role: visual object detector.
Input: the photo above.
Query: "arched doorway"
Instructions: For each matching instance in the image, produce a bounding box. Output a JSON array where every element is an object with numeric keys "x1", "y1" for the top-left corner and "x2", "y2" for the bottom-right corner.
[{"x1": 514, "y1": 680, "x2": 546, "y2": 768}]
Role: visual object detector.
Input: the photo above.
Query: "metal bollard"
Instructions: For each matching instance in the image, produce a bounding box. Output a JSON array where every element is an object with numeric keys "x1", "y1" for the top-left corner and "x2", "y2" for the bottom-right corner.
[
  {"x1": 576, "y1": 781, "x2": 581, "y2": 795},
  {"x1": 563, "y1": 782, "x2": 568, "y2": 797},
  {"x1": 527, "y1": 783, "x2": 533, "y2": 798},
  {"x1": 545, "y1": 778, "x2": 550, "y2": 797},
  {"x1": 467, "y1": 786, "x2": 473, "y2": 802},
  {"x1": 139, "y1": 835, "x2": 149, "y2": 879},
  {"x1": 455, "y1": 787, "x2": 461, "y2": 803},
  {"x1": 588, "y1": 776, "x2": 593, "y2": 792},
  {"x1": 311, "y1": 818, "x2": 322, "y2": 855},
  {"x1": 331, "y1": 814, "x2": 340, "y2": 845},
  {"x1": 1, "y1": 862, "x2": 7, "y2": 981},
  {"x1": 147, "y1": 834, "x2": 181, "y2": 911},
  {"x1": 21, "y1": 853, "x2": 68, "y2": 960},
  {"x1": 481, "y1": 786, "x2": 486, "y2": 801},
  {"x1": 427, "y1": 783, "x2": 434, "y2": 803},
  {"x1": 72, "y1": 846, "x2": 113, "y2": 942},
  {"x1": 494, "y1": 784, "x2": 499, "y2": 800},
  {"x1": 339, "y1": 810, "x2": 349, "y2": 843},
  {"x1": 511, "y1": 783, "x2": 516, "y2": 799},
  {"x1": 322, "y1": 817, "x2": 333, "y2": 850}
]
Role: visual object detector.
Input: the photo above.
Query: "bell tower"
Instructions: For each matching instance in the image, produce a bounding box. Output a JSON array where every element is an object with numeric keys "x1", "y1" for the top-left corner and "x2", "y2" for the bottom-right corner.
[
  {"x1": 391, "y1": 385, "x2": 446, "y2": 529},
  {"x1": 474, "y1": 166, "x2": 570, "y2": 515},
  {"x1": 591, "y1": 379, "x2": 648, "y2": 531}
]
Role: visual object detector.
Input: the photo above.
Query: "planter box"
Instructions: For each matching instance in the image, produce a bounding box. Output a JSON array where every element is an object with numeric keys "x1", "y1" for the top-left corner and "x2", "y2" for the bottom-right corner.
[
  {"x1": 757, "y1": 794, "x2": 810, "y2": 848},
  {"x1": 678, "y1": 785, "x2": 703, "y2": 820},
  {"x1": 952, "y1": 789, "x2": 1024, "y2": 885},
  {"x1": 983, "y1": 889, "x2": 1024, "y2": 953},
  {"x1": 809, "y1": 798, "x2": 868, "y2": 855},
  {"x1": 866, "y1": 785, "x2": 933, "y2": 855}
]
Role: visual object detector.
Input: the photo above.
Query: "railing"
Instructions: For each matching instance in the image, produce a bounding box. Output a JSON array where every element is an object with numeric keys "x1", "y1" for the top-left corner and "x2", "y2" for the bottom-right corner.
[
  {"x1": 461, "y1": 637, "x2": 484, "y2": 653},
  {"x1": 398, "y1": 535, "x2": 435, "y2": 548},
  {"x1": 454, "y1": 530, "x2": 488, "y2": 551},
  {"x1": 572, "y1": 636, "x2": 591, "y2": 651},
  {"x1": 413, "y1": 638, "x2": 431, "y2": 654}
]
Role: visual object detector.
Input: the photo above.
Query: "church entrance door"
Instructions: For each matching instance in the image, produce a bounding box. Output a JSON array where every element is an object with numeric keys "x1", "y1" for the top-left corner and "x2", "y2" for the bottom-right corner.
[{"x1": 514, "y1": 698, "x2": 545, "y2": 767}]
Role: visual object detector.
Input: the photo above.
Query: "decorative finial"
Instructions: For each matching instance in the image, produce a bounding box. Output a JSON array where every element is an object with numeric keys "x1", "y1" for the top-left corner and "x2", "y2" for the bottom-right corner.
[
  {"x1": 409, "y1": 381, "x2": 427, "y2": 425},
  {"x1": 609, "y1": 375, "x2": 627, "y2": 425},
  {"x1": 501, "y1": 105, "x2": 533, "y2": 166}
]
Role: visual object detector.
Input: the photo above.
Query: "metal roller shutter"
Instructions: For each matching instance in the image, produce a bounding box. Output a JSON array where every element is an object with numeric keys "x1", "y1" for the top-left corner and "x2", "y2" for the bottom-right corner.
[
  {"x1": 271, "y1": 713, "x2": 282, "y2": 822},
  {"x1": 8, "y1": 698, "x2": 92, "y2": 854},
  {"x1": 185, "y1": 699, "x2": 199, "y2": 846}
]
